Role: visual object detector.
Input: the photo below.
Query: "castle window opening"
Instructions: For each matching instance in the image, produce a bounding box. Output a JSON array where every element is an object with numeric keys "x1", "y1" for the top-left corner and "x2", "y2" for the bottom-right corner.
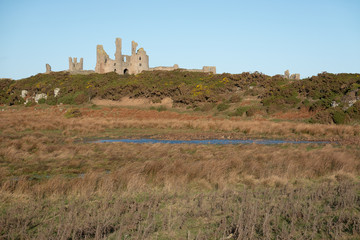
[
  {"x1": 139, "y1": 57, "x2": 141, "y2": 60},
  {"x1": 139, "y1": 63, "x2": 142, "y2": 66},
  {"x1": 114, "y1": 63, "x2": 116, "y2": 66},
  {"x1": 124, "y1": 69, "x2": 129, "y2": 75},
  {"x1": 114, "y1": 69, "x2": 116, "y2": 72}
]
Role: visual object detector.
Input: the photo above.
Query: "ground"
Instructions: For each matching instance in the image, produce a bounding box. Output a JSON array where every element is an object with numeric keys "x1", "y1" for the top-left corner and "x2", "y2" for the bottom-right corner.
[{"x1": 0, "y1": 102, "x2": 360, "y2": 239}]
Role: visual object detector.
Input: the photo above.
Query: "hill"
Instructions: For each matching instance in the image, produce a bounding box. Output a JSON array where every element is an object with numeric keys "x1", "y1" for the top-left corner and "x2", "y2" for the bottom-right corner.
[{"x1": 1, "y1": 71, "x2": 360, "y2": 124}]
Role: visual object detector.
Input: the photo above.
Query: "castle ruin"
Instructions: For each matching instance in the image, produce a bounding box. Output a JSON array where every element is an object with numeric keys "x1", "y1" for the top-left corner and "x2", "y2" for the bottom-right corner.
[
  {"x1": 95, "y1": 38, "x2": 216, "y2": 75},
  {"x1": 45, "y1": 37, "x2": 216, "y2": 75},
  {"x1": 95, "y1": 38, "x2": 149, "y2": 75},
  {"x1": 284, "y1": 70, "x2": 300, "y2": 80}
]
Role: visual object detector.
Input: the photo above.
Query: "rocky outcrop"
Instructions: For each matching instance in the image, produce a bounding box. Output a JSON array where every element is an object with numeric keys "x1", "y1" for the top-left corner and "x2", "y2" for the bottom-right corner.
[
  {"x1": 54, "y1": 88, "x2": 60, "y2": 97},
  {"x1": 34, "y1": 93, "x2": 47, "y2": 103}
]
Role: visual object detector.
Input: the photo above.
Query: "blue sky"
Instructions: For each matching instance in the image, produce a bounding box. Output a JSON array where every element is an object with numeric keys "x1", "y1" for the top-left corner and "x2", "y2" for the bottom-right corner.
[{"x1": 0, "y1": 0, "x2": 359, "y2": 79}]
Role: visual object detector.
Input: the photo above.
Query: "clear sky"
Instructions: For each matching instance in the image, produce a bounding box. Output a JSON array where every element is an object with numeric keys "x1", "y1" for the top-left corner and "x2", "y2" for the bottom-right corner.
[{"x1": 0, "y1": 0, "x2": 359, "y2": 79}]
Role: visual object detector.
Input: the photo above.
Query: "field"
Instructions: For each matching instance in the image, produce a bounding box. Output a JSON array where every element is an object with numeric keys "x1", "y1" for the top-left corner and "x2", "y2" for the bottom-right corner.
[{"x1": 1, "y1": 103, "x2": 360, "y2": 239}]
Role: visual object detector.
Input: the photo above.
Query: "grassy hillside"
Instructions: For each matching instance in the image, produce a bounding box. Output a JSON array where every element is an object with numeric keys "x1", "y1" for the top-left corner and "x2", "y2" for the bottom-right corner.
[{"x1": 1, "y1": 71, "x2": 360, "y2": 124}]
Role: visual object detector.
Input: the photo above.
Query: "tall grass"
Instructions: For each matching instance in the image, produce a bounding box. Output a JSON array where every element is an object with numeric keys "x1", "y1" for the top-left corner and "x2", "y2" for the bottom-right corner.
[
  {"x1": 1, "y1": 106, "x2": 360, "y2": 239},
  {"x1": 1, "y1": 181, "x2": 359, "y2": 239}
]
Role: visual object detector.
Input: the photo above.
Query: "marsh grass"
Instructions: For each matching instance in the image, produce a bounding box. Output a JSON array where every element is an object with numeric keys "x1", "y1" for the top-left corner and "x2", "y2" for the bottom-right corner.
[
  {"x1": 1, "y1": 180, "x2": 359, "y2": 239},
  {"x1": 1, "y1": 106, "x2": 360, "y2": 239}
]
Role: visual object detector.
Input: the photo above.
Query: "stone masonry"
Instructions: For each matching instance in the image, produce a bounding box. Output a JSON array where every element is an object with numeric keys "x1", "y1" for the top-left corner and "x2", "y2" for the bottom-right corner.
[
  {"x1": 95, "y1": 38, "x2": 216, "y2": 75},
  {"x1": 95, "y1": 38, "x2": 149, "y2": 75},
  {"x1": 284, "y1": 70, "x2": 300, "y2": 80},
  {"x1": 45, "y1": 64, "x2": 51, "y2": 74},
  {"x1": 69, "y1": 57, "x2": 84, "y2": 72}
]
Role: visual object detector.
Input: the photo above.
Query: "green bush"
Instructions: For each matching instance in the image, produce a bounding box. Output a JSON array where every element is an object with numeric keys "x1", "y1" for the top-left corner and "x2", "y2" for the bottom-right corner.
[
  {"x1": 217, "y1": 103, "x2": 230, "y2": 112},
  {"x1": 331, "y1": 110, "x2": 347, "y2": 124},
  {"x1": 58, "y1": 94, "x2": 76, "y2": 105},
  {"x1": 46, "y1": 96, "x2": 58, "y2": 105},
  {"x1": 25, "y1": 101, "x2": 36, "y2": 107},
  {"x1": 37, "y1": 98, "x2": 46, "y2": 104},
  {"x1": 64, "y1": 108, "x2": 82, "y2": 118},
  {"x1": 346, "y1": 102, "x2": 360, "y2": 120}
]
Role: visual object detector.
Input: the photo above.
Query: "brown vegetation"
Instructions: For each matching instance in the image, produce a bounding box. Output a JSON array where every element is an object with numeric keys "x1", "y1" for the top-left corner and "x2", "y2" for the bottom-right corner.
[
  {"x1": 1, "y1": 105, "x2": 360, "y2": 239},
  {"x1": 1, "y1": 106, "x2": 359, "y2": 143}
]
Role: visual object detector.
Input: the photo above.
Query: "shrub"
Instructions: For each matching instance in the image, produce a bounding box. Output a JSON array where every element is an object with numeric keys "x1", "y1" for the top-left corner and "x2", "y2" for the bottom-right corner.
[
  {"x1": 37, "y1": 98, "x2": 46, "y2": 104},
  {"x1": 25, "y1": 100, "x2": 36, "y2": 107},
  {"x1": 229, "y1": 106, "x2": 249, "y2": 117},
  {"x1": 217, "y1": 103, "x2": 230, "y2": 112},
  {"x1": 46, "y1": 96, "x2": 58, "y2": 105},
  {"x1": 64, "y1": 108, "x2": 82, "y2": 118},
  {"x1": 74, "y1": 93, "x2": 88, "y2": 104},
  {"x1": 309, "y1": 100, "x2": 328, "y2": 112},
  {"x1": 346, "y1": 101, "x2": 360, "y2": 120},
  {"x1": 58, "y1": 94, "x2": 75, "y2": 105},
  {"x1": 310, "y1": 111, "x2": 333, "y2": 124},
  {"x1": 331, "y1": 110, "x2": 347, "y2": 124}
]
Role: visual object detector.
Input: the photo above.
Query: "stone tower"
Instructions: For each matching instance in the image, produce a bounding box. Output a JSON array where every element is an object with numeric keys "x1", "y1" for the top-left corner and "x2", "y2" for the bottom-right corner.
[
  {"x1": 69, "y1": 57, "x2": 83, "y2": 72},
  {"x1": 95, "y1": 38, "x2": 149, "y2": 75}
]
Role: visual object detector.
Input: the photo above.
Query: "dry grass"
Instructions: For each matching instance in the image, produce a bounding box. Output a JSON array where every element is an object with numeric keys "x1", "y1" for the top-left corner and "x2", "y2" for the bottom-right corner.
[
  {"x1": 1, "y1": 106, "x2": 360, "y2": 239},
  {"x1": 1, "y1": 106, "x2": 359, "y2": 142},
  {"x1": 1, "y1": 137, "x2": 360, "y2": 196},
  {"x1": 1, "y1": 181, "x2": 359, "y2": 239}
]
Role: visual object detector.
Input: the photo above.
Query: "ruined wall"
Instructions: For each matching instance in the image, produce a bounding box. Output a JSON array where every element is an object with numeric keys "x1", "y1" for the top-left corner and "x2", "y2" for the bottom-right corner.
[
  {"x1": 149, "y1": 64, "x2": 179, "y2": 72},
  {"x1": 129, "y1": 48, "x2": 149, "y2": 74},
  {"x1": 202, "y1": 66, "x2": 216, "y2": 74},
  {"x1": 69, "y1": 57, "x2": 83, "y2": 72},
  {"x1": 284, "y1": 70, "x2": 300, "y2": 80},
  {"x1": 148, "y1": 65, "x2": 216, "y2": 74},
  {"x1": 45, "y1": 64, "x2": 51, "y2": 74}
]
